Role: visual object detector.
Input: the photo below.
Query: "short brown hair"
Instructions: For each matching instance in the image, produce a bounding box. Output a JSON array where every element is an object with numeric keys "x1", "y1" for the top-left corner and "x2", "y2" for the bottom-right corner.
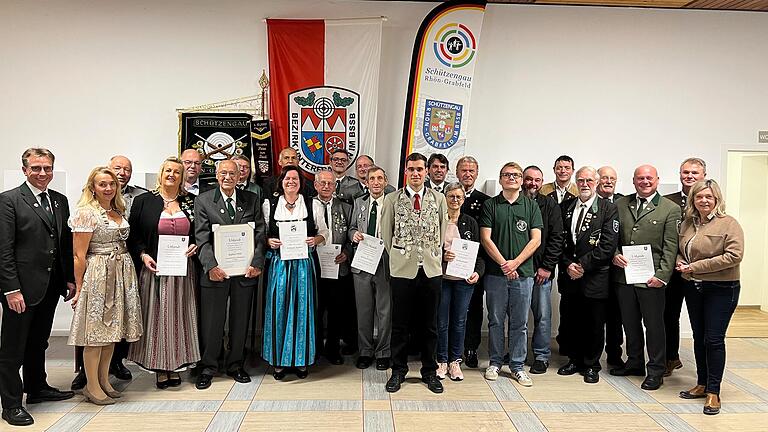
[{"x1": 22, "y1": 148, "x2": 55, "y2": 167}]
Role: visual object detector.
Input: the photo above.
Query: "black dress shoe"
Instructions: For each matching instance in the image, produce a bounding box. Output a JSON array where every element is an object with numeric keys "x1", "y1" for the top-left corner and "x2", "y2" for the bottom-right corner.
[
  {"x1": 156, "y1": 375, "x2": 170, "y2": 390},
  {"x1": 356, "y1": 356, "x2": 373, "y2": 369},
  {"x1": 196, "y1": 374, "x2": 213, "y2": 390},
  {"x1": 641, "y1": 375, "x2": 663, "y2": 391},
  {"x1": 609, "y1": 367, "x2": 646, "y2": 377},
  {"x1": 376, "y1": 358, "x2": 391, "y2": 371},
  {"x1": 583, "y1": 368, "x2": 600, "y2": 384},
  {"x1": 273, "y1": 369, "x2": 286, "y2": 380},
  {"x1": 227, "y1": 368, "x2": 251, "y2": 383},
  {"x1": 109, "y1": 362, "x2": 133, "y2": 381},
  {"x1": 167, "y1": 373, "x2": 182, "y2": 387},
  {"x1": 26, "y1": 387, "x2": 75, "y2": 404},
  {"x1": 421, "y1": 375, "x2": 444, "y2": 394},
  {"x1": 296, "y1": 368, "x2": 309, "y2": 379},
  {"x1": 2, "y1": 407, "x2": 34, "y2": 426},
  {"x1": 464, "y1": 350, "x2": 478, "y2": 368},
  {"x1": 385, "y1": 374, "x2": 405, "y2": 393},
  {"x1": 557, "y1": 362, "x2": 580, "y2": 376},
  {"x1": 71, "y1": 369, "x2": 87, "y2": 391},
  {"x1": 530, "y1": 360, "x2": 549, "y2": 374}
]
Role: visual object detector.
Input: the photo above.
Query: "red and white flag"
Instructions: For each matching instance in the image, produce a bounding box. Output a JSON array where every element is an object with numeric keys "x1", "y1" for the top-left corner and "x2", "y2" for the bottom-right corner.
[{"x1": 267, "y1": 18, "x2": 382, "y2": 175}]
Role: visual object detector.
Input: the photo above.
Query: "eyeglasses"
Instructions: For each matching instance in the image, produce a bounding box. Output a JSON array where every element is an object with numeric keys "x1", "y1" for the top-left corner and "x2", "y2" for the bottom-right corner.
[
  {"x1": 447, "y1": 195, "x2": 464, "y2": 201},
  {"x1": 576, "y1": 178, "x2": 596, "y2": 184},
  {"x1": 331, "y1": 157, "x2": 348, "y2": 163},
  {"x1": 218, "y1": 171, "x2": 238, "y2": 178},
  {"x1": 500, "y1": 172, "x2": 522, "y2": 180},
  {"x1": 316, "y1": 181, "x2": 335, "y2": 187},
  {"x1": 28, "y1": 166, "x2": 54, "y2": 173},
  {"x1": 182, "y1": 160, "x2": 202, "y2": 166}
]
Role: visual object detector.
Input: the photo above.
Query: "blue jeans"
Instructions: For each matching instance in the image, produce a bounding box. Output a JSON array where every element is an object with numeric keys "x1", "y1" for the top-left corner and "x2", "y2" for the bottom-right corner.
[
  {"x1": 486, "y1": 275, "x2": 534, "y2": 372},
  {"x1": 437, "y1": 279, "x2": 475, "y2": 363},
  {"x1": 685, "y1": 280, "x2": 740, "y2": 395},
  {"x1": 530, "y1": 279, "x2": 552, "y2": 361}
]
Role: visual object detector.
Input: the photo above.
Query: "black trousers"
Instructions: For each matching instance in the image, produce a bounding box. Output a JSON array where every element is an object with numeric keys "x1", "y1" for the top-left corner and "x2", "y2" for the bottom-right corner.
[
  {"x1": 685, "y1": 280, "x2": 739, "y2": 395},
  {"x1": 463, "y1": 280, "x2": 484, "y2": 351},
  {"x1": 0, "y1": 282, "x2": 60, "y2": 409},
  {"x1": 199, "y1": 279, "x2": 254, "y2": 375},
  {"x1": 664, "y1": 271, "x2": 686, "y2": 362},
  {"x1": 559, "y1": 286, "x2": 607, "y2": 370},
  {"x1": 604, "y1": 281, "x2": 624, "y2": 361},
  {"x1": 317, "y1": 273, "x2": 356, "y2": 352},
  {"x1": 616, "y1": 282, "x2": 666, "y2": 377},
  {"x1": 390, "y1": 269, "x2": 441, "y2": 377}
]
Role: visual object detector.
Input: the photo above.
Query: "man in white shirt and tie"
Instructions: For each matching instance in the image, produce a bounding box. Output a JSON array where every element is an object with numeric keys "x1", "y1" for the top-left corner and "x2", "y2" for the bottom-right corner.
[
  {"x1": 425, "y1": 153, "x2": 449, "y2": 194},
  {"x1": 181, "y1": 149, "x2": 213, "y2": 197}
]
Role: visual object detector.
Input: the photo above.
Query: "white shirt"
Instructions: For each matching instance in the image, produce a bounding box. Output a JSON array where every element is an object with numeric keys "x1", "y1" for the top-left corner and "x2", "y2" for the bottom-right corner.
[
  {"x1": 220, "y1": 188, "x2": 236, "y2": 207},
  {"x1": 368, "y1": 194, "x2": 385, "y2": 238},
  {"x1": 406, "y1": 185, "x2": 423, "y2": 205},
  {"x1": 555, "y1": 182, "x2": 573, "y2": 204},
  {"x1": 430, "y1": 180, "x2": 446, "y2": 193},
  {"x1": 637, "y1": 191, "x2": 658, "y2": 213},
  {"x1": 26, "y1": 181, "x2": 49, "y2": 206},
  {"x1": 186, "y1": 180, "x2": 201, "y2": 196},
  {"x1": 262, "y1": 195, "x2": 330, "y2": 246},
  {"x1": 464, "y1": 187, "x2": 475, "y2": 198},
  {"x1": 571, "y1": 195, "x2": 597, "y2": 243}
]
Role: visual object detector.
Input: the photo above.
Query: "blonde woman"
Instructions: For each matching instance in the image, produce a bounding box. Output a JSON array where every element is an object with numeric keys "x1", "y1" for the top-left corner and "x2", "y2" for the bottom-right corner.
[
  {"x1": 127, "y1": 157, "x2": 199, "y2": 389},
  {"x1": 68, "y1": 167, "x2": 143, "y2": 405},
  {"x1": 676, "y1": 179, "x2": 744, "y2": 415}
]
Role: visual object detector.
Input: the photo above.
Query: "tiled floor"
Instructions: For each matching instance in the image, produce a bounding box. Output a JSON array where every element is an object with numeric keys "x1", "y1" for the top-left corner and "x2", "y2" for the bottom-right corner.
[{"x1": 3, "y1": 337, "x2": 768, "y2": 431}]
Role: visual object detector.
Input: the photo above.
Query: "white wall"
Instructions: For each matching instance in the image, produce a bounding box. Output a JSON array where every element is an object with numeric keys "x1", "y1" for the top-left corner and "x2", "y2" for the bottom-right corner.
[{"x1": 2, "y1": 0, "x2": 767, "y2": 333}]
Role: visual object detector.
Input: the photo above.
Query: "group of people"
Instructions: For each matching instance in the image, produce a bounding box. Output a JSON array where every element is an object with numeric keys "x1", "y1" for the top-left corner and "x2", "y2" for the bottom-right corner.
[{"x1": 0, "y1": 146, "x2": 743, "y2": 426}]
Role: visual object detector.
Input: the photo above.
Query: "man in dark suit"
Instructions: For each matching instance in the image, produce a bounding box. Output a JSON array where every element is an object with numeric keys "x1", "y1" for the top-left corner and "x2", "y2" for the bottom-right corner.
[
  {"x1": 556, "y1": 166, "x2": 619, "y2": 384},
  {"x1": 596, "y1": 165, "x2": 625, "y2": 367},
  {"x1": 662, "y1": 157, "x2": 706, "y2": 377},
  {"x1": 456, "y1": 156, "x2": 489, "y2": 368},
  {"x1": 610, "y1": 165, "x2": 680, "y2": 391},
  {"x1": 193, "y1": 160, "x2": 266, "y2": 390},
  {"x1": 232, "y1": 154, "x2": 264, "y2": 202},
  {"x1": 0, "y1": 148, "x2": 75, "y2": 426},
  {"x1": 314, "y1": 170, "x2": 356, "y2": 364},
  {"x1": 349, "y1": 166, "x2": 392, "y2": 371},
  {"x1": 522, "y1": 165, "x2": 564, "y2": 375},
  {"x1": 424, "y1": 153, "x2": 449, "y2": 193}
]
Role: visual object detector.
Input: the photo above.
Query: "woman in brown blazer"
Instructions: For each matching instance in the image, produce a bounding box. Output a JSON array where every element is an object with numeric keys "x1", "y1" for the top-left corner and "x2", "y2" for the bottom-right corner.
[{"x1": 675, "y1": 179, "x2": 744, "y2": 415}]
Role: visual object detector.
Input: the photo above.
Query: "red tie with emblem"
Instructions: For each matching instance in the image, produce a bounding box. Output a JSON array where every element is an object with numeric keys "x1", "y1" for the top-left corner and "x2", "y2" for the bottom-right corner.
[{"x1": 414, "y1": 193, "x2": 421, "y2": 211}]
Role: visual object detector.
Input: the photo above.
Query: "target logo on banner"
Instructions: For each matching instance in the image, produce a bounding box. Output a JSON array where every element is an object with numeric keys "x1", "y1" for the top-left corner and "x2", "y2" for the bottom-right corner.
[
  {"x1": 288, "y1": 86, "x2": 360, "y2": 174},
  {"x1": 432, "y1": 22, "x2": 477, "y2": 69}
]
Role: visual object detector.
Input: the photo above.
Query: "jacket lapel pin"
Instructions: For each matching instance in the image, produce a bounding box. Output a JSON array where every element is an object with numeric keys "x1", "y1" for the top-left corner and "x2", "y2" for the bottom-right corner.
[{"x1": 220, "y1": 208, "x2": 225, "y2": 214}]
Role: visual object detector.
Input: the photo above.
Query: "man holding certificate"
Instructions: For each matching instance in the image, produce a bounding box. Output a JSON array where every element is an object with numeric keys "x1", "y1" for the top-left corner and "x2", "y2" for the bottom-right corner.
[
  {"x1": 381, "y1": 153, "x2": 447, "y2": 394},
  {"x1": 610, "y1": 165, "x2": 680, "y2": 391},
  {"x1": 314, "y1": 170, "x2": 356, "y2": 365},
  {"x1": 194, "y1": 160, "x2": 266, "y2": 390},
  {"x1": 349, "y1": 166, "x2": 392, "y2": 371},
  {"x1": 556, "y1": 167, "x2": 619, "y2": 384}
]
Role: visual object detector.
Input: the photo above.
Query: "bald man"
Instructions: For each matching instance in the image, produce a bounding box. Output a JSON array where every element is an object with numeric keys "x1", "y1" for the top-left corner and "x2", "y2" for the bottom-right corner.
[
  {"x1": 610, "y1": 165, "x2": 680, "y2": 391},
  {"x1": 181, "y1": 149, "x2": 215, "y2": 196},
  {"x1": 262, "y1": 148, "x2": 316, "y2": 200}
]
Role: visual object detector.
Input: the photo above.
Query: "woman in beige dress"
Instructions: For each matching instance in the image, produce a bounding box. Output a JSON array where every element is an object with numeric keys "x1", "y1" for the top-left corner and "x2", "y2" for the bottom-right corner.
[{"x1": 69, "y1": 167, "x2": 142, "y2": 405}]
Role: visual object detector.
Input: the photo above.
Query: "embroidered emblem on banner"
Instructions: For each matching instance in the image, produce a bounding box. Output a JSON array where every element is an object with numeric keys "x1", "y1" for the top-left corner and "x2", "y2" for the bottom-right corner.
[
  {"x1": 289, "y1": 86, "x2": 360, "y2": 174},
  {"x1": 423, "y1": 99, "x2": 462, "y2": 149},
  {"x1": 433, "y1": 22, "x2": 478, "y2": 69}
]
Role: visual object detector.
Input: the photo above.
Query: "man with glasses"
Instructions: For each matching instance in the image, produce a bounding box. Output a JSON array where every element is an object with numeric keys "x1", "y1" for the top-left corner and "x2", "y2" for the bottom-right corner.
[
  {"x1": 194, "y1": 160, "x2": 266, "y2": 389},
  {"x1": 181, "y1": 149, "x2": 214, "y2": 197},
  {"x1": 521, "y1": 165, "x2": 564, "y2": 375},
  {"x1": 314, "y1": 170, "x2": 356, "y2": 363},
  {"x1": 556, "y1": 167, "x2": 619, "y2": 384},
  {"x1": 481, "y1": 162, "x2": 542, "y2": 387},
  {"x1": 610, "y1": 165, "x2": 680, "y2": 391},
  {"x1": 329, "y1": 149, "x2": 362, "y2": 205},
  {"x1": 1, "y1": 148, "x2": 76, "y2": 426}
]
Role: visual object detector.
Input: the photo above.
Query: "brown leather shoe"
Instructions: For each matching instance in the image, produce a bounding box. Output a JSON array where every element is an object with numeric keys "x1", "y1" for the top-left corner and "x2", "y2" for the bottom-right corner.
[
  {"x1": 679, "y1": 384, "x2": 707, "y2": 399},
  {"x1": 664, "y1": 359, "x2": 683, "y2": 377},
  {"x1": 704, "y1": 393, "x2": 721, "y2": 415}
]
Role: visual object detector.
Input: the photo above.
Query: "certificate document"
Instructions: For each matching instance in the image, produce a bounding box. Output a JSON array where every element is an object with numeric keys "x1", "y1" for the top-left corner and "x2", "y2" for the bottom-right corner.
[
  {"x1": 156, "y1": 235, "x2": 189, "y2": 276},
  {"x1": 623, "y1": 244, "x2": 655, "y2": 284},
  {"x1": 445, "y1": 239, "x2": 480, "y2": 280},
  {"x1": 351, "y1": 234, "x2": 385, "y2": 275},
  {"x1": 278, "y1": 221, "x2": 308, "y2": 260},
  {"x1": 317, "y1": 244, "x2": 341, "y2": 279},
  {"x1": 213, "y1": 224, "x2": 254, "y2": 277}
]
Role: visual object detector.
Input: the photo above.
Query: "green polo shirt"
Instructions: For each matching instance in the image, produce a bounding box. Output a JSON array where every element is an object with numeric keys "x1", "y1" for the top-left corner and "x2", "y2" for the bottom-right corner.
[{"x1": 480, "y1": 193, "x2": 543, "y2": 278}]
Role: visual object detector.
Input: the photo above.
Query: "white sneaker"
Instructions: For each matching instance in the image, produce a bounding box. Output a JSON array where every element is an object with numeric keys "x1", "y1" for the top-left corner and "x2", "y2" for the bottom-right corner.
[
  {"x1": 485, "y1": 365, "x2": 499, "y2": 381},
  {"x1": 436, "y1": 362, "x2": 448, "y2": 380},
  {"x1": 448, "y1": 360, "x2": 464, "y2": 381},
  {"x1": 513, "y1": 370, "x2": 533, "y2": 387}
]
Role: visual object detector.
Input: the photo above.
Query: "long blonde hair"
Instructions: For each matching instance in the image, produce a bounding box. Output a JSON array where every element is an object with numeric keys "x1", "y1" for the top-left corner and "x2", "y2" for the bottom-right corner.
[
  {"x1": 684, "y1": 179, "x2": 726, "y2": 220},
  {"x1": 153, "y1": 156, "x2": 188, "y2": 196},
  {"x1": 77, "y1": 166, "x2": 126, "y2": 214}
]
